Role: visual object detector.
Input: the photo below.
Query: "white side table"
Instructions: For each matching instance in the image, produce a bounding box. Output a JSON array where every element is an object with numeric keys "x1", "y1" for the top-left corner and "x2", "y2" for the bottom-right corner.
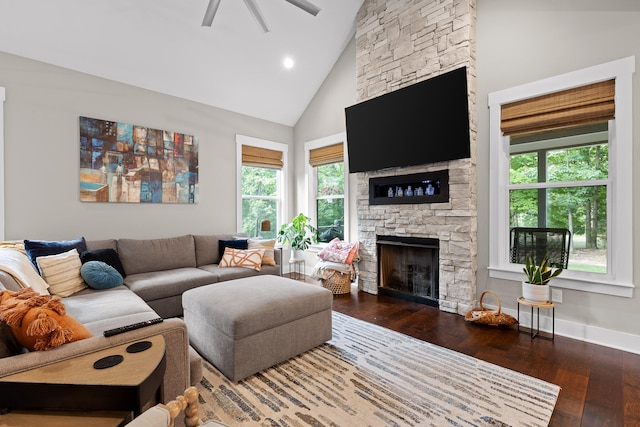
[{"x1": 289, "y1": 259, "x2": 304, "y2": 281}]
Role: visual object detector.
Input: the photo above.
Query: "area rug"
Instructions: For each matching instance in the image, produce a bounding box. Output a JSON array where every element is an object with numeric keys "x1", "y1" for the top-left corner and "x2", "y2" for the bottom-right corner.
[{"x1": 197, "y1": 312, "x2": 560, "y2": 427}]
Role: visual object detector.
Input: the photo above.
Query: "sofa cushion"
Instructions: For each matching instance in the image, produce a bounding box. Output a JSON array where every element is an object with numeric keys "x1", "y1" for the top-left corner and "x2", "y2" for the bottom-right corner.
[
  {"x1": 24, "y1": 237, "x2": 87, "y2": 272},
  {"x1": 124, "y1": 268, "x2": 217, "y2": 303},
  {"x1": 81, "y1": 248, "x2": 126, "y2": 278},
  {"x1": 193, "y1": 234, "x2": 235, "y2": 267},
  {"x1": 86, "y1": 239, "x2": 118, "y2": 251},
  {"x1": 63, "y1": 286, "x2": 159, "y2": 335},
  {"x1": 36, "y1": 249, "x2": 87, "y2": 297},
  {"x1": 81, "y1": 261, "x2": 123, "y2": 290},
  {"x1": 118, "y1": 235, "x2": 196, "y2": 275}
]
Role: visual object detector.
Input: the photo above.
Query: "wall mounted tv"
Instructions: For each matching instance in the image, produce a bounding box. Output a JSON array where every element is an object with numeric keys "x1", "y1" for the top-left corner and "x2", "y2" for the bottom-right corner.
[{"x1": 345, "y1": 66, "x2": 470, "y2": 173}]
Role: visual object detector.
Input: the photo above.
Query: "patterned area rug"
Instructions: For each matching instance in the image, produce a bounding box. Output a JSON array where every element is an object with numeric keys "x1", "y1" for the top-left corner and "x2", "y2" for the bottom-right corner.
[{"x1": 197, "y1": 312, "x2": 559, "y2": 426}]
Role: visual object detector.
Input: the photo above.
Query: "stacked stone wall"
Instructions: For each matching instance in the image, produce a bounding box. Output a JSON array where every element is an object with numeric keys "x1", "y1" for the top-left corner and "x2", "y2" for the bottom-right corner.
[{"x1": 355, "y1": 0, "x2": 477, "y2": 314}]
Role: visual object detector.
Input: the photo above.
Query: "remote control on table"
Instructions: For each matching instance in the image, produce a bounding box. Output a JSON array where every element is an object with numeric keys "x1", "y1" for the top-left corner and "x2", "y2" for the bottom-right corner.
[{"x1": 103, "y1": 318, "x2": 164, "y2": 337}]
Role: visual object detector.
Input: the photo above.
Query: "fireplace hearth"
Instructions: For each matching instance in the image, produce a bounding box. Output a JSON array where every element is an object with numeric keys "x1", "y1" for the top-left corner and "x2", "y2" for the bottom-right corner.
[{"x1": 377, "y1": 235, "x2": 439, "y2": 307}]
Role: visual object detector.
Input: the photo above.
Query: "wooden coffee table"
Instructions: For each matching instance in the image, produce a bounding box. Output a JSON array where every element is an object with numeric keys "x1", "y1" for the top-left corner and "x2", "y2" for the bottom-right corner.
[{"x1": 0, "y1": 334, "x2": 166, "y2": 417}]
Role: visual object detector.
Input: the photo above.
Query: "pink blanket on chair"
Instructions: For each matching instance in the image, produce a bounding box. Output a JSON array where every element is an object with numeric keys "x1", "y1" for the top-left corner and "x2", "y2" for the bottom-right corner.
[{"x1": 317, "y1": 238, "x2": 359, "y2": 265}]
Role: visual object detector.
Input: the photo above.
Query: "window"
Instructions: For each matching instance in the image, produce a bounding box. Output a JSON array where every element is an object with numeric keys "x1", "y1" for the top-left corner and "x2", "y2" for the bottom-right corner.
[
  {"x1": 305, "y1": 133, "x2": 349, "y2": 244},
  {"x1": 509, "y1": 123, "x2": 609, "y2": 273},
  {"x1": 488, "y1": 57, "x2": 635, "y2": 297},
  {"x1": 236, "y1": 135, "x2": 288, "y2": 239}
]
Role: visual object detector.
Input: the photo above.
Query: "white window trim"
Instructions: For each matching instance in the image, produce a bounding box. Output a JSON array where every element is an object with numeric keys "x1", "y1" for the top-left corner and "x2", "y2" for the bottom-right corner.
[
  {"x1": 304, "y1": 132, "x2": 350, "y2": 249},
  {"x1": 488, "y1": 57, "x2": 635, "y2": 297},
  {"x1": 235, "y1": 134, "x2": 288, "y2": 234},
  {"x1": 0, "y1": 87, "x2": 4, "y2": 241}
]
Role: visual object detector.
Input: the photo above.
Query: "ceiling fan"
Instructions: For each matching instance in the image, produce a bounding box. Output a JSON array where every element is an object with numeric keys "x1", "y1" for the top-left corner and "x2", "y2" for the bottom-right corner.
[{"x1": 202, "y1": 0, "x2": 321, "y2": 33}]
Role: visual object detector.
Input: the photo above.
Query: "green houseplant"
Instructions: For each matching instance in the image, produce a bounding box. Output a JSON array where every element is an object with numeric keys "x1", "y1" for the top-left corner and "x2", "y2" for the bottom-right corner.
[
  {"x1": 522, "y1": 253, "x2": 562, "y2": 303},
  {"x1": 277, "y1": 213, "x2": 318, "y2": 260}
]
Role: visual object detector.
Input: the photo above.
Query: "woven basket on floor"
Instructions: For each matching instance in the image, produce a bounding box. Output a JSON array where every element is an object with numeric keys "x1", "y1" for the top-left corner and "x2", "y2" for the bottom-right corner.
[
  {"x1": 321, "y1": 270, "x2": 351, "y2": 295},
  {"x1": 464, "y1": 291, "x2": 518, "y2": 326}
]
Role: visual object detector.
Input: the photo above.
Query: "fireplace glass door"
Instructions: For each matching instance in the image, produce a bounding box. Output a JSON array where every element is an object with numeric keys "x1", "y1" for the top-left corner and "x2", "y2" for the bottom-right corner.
[{"x1": 377, "y1": 237, "x2": 439, "y2": 305}]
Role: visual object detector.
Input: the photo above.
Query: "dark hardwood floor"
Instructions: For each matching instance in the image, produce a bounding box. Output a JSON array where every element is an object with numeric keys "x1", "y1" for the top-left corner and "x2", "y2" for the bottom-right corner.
[{"x1": 307, "y1": 280, "x2": 640, "y2": 427}]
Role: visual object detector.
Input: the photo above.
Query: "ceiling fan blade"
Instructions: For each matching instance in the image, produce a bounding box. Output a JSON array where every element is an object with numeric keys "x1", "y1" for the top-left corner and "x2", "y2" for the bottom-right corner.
[
  {"x1": 243, "y1": 0, "x2": 270, "y2": 33},
  {"x1": 202, "y1": 0, "x2": 222, "y2": 26},
  {"x1": 284, "y1": 0, "x2": 321, "y2": 16}
]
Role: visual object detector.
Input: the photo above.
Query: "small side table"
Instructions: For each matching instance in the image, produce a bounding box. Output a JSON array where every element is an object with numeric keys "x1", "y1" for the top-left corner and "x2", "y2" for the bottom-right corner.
[
  {"x1": 517, "y1": 297, "x2": 555, "y2": 340},
  {"x1": 289, "y1": 259, "x2": 305, "y2": 281}
]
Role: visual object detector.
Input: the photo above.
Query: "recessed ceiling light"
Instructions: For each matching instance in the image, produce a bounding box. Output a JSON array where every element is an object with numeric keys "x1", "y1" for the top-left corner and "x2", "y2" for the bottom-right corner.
[{"x1": 283, "y1": 57, "x2": 295, "y2": 69}]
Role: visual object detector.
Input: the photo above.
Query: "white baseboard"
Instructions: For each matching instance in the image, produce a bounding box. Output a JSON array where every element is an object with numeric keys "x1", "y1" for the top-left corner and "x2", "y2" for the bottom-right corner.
[{"x1": 488, "y1": 304, "x2": 640, "y2": 355}]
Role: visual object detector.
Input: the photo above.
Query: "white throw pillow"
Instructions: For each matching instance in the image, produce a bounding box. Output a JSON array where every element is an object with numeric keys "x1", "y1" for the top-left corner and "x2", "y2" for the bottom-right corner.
[
  {"x1": 248, "y1": 238, "x2": 276, "y2": 266},
  {"x1": 36, "y1": 248, "x2": 87, "y2": 297}
]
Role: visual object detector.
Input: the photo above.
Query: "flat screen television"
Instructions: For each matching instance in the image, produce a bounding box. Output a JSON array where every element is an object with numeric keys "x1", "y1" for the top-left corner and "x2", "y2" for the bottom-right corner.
[{"x1": 345, "y1": 67, "x2": 470, "y2": 173}]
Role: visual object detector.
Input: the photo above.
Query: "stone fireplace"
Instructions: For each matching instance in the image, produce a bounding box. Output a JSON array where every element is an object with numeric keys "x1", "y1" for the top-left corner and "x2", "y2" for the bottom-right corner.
[{"x1": 354, "y1": 0, "x2": 477, "y2": 315}]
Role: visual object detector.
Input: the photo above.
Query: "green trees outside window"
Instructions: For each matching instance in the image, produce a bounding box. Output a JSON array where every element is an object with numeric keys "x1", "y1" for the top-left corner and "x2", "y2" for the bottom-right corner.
[
  {"x1": 509, "y1": 124, "x2": 608, "y2": 273},
  {"x1": 241, "y1": 166, "x2": 278, "y2": 239},
  {"x1": 316, "y1": 162, "x2": 344, "y2": 243}
]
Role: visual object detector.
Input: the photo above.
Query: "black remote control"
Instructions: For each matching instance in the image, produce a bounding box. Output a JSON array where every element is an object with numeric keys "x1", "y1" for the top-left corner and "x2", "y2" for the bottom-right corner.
[{"x1": 103, "y1": 318, "x2": 163, "y2": 337}]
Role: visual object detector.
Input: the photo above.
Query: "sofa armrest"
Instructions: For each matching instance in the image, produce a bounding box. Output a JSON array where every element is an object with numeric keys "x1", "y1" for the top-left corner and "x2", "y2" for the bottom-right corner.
[
  {"x1": 0, "y1": 318, "x2": 190, "y2": 406},
  {"x1": 275, "y1": 247, "x2": 283, "y2": 275}
]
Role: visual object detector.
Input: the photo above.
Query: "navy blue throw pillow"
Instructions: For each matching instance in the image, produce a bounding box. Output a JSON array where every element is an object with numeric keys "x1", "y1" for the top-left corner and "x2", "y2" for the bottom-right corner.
[
  {"x1": 80, "y1": 261, "x2": 123, "y2": 290},
  {"x1": 80, "y1": 248, "x2": 126, "y2": 278},
  {"x1": 24, "y1": 237, "x2": 88, "y2": 272},
  {"x1": 218, "y1": 239, "x2": 248, "y2": 263}
]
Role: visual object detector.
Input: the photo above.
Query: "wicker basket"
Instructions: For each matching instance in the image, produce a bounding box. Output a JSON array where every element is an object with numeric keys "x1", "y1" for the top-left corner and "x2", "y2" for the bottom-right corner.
[
  {"x1": 464, "y1": 291, "x2": 518, "y2": 326},
  {"x1": 321, "y1": 270, "x2": 352, "y2": 295}
]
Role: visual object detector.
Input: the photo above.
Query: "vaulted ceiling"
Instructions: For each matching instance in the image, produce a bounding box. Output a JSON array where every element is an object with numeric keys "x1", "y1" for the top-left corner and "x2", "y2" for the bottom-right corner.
[{"x1": 0, "y1": 0, "x2": 363, "y2": 126}]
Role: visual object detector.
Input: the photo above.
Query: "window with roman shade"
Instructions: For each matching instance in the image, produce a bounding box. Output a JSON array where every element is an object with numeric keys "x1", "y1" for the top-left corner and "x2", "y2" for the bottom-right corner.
[
  {"x1": 307, "y1": 141, "x2": 346, "y2": 243},
  {"x1": 488, "y1": 57, "x2": 634, "y2": 297},
  {"x1": 237, "y1": 136, "x2": 287, "y2": 239}
]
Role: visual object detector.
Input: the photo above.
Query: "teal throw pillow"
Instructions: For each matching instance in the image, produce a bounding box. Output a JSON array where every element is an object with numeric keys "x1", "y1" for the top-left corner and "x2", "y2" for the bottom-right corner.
[{"x1": 80, "y1": 261, "x2": 123, "y2": 290}]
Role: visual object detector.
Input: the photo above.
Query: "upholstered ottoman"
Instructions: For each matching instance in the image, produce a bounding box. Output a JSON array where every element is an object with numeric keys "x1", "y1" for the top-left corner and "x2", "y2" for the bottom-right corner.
[{"x1": 183, "y1": 275, "x2": 333, "y2": 382}]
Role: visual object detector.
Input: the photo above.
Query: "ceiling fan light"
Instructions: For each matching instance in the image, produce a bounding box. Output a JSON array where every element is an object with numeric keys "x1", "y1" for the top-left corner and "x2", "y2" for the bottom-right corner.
[
  {"x1": 202, "y1": 0, "x2": 222, "y2": 26},
  {"x1": 284, "y1": 0, "x2": 321, "y2": 16},
  {"x1": 244, "y1": 0, "x2": 270, "y2": 33}
]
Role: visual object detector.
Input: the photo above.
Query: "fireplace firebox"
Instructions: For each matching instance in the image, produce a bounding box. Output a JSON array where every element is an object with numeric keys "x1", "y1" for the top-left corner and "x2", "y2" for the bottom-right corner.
[{"x1": 377, "y1": 235, "x2": 439, "y2": 307}]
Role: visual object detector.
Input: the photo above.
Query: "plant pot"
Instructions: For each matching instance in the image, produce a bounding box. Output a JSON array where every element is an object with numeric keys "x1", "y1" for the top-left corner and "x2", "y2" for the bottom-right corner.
[
  {"x1": 522, "y1": 281, "x2": 550, "y2": 303},
  {"x1": 290, "y1": 249, "x2": 305, "y2": 261}
]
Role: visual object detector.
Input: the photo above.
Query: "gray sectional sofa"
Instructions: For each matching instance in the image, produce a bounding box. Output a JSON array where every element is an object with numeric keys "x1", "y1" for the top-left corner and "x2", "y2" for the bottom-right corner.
[{"x1": 0, "y1": 233, "x2": 281, "y2": 425}]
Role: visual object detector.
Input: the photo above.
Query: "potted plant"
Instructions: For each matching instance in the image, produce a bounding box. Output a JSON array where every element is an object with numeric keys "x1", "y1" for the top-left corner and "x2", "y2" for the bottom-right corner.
[
  {"x1": 277, "y1": 213, "x2": 318, "y2": 261},
  {"x1": 522, "y1": 253, "x2": 562, "y2": 303}
]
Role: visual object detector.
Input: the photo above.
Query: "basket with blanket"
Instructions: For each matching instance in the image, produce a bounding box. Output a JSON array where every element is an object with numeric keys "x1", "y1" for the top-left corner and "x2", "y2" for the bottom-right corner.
[{"x1": 311, "y1": 238, "x2": 359, "y2": 295}]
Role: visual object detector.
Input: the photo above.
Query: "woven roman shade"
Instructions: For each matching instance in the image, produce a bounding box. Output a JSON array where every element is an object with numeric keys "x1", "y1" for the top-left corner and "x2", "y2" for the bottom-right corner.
[
  {"x1": 309, "y1": 142, "x2": 344, "y2": 167},
  {"x1": 501, "y1": 79, "x2": 615, "y2": 136},
  {"x1": 242, "y1": 145, "x2": 283, "y2": 169}
]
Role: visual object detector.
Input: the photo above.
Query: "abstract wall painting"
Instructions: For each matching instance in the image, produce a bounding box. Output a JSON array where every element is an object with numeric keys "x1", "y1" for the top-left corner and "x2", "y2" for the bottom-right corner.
[{"x1": 79, "y1": 116, "x2": 198, "y2": 204}]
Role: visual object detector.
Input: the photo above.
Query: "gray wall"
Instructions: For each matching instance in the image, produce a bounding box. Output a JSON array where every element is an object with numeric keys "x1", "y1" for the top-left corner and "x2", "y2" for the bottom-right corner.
[
  {"x1": 475, "y1": 1, "x2": 640, "y2": 340},
  {"x1": 294, "y1": 38, "x2": 358, "y2": 242},
  {"x1": 0, "y1": 51, "x2": 293, "y2": 241}
]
